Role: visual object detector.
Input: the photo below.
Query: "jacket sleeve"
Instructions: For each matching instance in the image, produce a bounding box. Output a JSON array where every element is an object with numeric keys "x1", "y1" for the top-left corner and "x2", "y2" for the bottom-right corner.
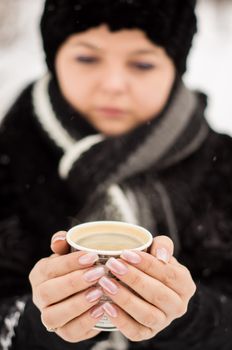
[
  {"x1": 12, "y1": 297, "x2": 108, "y2": 350},
  {"x1": 128, "y1": 254, "x2": 232, "y2": 350},
  {"x1": 149, "y1": 276, "x2": 232, "y2": 350},
  {"x1": 0, "y1": 87, "x2": 109, "y2": 350},
  {"x1": 0, "y1": 93, "x2": 36, "y2": 348},
  {"x1": 133, "y1": 141, "x2": 232, "y2": 350}
]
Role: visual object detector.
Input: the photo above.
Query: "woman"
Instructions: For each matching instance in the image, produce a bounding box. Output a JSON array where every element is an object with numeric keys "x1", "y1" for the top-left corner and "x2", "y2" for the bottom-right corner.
[{"x1": 0, "y1": 0, "x2": 232, "y2": 349}]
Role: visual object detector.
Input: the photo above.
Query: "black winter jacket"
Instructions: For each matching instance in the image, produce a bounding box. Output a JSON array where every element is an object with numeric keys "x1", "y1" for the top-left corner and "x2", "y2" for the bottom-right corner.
[{"x1": 0, "y1": 81, "x2": 232, "y2": 350}]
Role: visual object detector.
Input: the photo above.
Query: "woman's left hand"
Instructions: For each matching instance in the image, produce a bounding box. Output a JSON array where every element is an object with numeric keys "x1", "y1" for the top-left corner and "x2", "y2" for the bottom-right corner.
[{"x1": 98, "y1": 236, "x2": 196, "y2": 342}]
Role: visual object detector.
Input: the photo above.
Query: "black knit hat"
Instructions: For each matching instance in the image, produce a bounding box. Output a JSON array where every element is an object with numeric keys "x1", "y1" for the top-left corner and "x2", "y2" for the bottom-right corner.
[{"x1": 40, "y1": 0, "x2": 197, "y2": 76}]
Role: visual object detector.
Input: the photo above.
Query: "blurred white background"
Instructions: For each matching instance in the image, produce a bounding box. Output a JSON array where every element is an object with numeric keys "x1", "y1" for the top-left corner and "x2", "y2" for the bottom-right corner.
[{"x1": 0, "y1": 0, "x2": 232, "y2": 134}]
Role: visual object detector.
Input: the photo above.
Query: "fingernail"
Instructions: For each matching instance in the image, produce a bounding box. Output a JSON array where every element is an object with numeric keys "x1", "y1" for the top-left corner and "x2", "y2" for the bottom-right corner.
[
  {"x1": 86, "y1": 288, "x2": 103, "y2": 302},
  {"x1": 83, "y1": 266, "x2": 105, "y2": 282},
  {"x1": 79, "y1": 252, "x2": 99, "y2": 265},
  {"x1": 52, "y1": 236, "x2": 66, "y2": 243},
  {"x1": 102, "y1": 302, "x2": 118, "y2": 318},
  {"x1": 120, "y1": 250, "x2": 141, "y2": 264},
  {"x1": 98, "y1": 276, "x2": 118, "y2": 295},
  {"x1": 91, "y1": 305, "x2": 104, "y2": 319},
  {"x1": 105, "y1": 257, "x2": 128, "y2": 275},
  {"x1": 156, "y1": 248, "x2": 170, "y2": 263}
]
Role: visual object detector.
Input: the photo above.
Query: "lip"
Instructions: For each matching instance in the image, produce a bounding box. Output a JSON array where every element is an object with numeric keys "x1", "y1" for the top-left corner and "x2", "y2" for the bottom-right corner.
[{"x1": 96, "y1": 107, "x2": 126, "y2": 116}]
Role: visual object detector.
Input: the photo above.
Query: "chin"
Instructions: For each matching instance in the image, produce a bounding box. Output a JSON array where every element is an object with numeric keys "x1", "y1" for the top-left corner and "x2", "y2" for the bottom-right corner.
[
  {"x1": 96, "y1": 124, "x2": 134, "y2": 137},
  {"x1": 93, "y1": 123, "x2": 134, "y2": 137}
]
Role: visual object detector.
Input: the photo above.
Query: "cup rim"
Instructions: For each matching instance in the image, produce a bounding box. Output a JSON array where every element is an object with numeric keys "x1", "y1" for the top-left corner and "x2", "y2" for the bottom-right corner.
[{"x1": 66, "y1": 221, "x2": 153, "y2": 255}]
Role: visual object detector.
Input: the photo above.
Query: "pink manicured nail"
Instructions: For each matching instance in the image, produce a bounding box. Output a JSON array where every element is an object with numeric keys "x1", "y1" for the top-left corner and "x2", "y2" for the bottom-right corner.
[
  {"x1": 98, "y1": 276, "x2": 118, "y2": 295},
  {"x1": 105, "y1": 257, "x2": 128, "y2": 275},
  {"x1": 120, "y1": 250, "x2": 141, "y2": 264},
  {"x1": 79, "y1": 252, "x2": 99, "y2": 265},
  {"x1": 83, "y1": 266, "x2": 105, "y2": 282},
  {"x1": 86, "y1": 288, "x2": 103, "y2": 302},
  {"x1": 52, "y1": 235, "x2": 66, "y2": 243},
  {"x1": 91, "y1": 305, "x2": 104, "y2": 319},
  {"x1": 102, "y1": 302, "x2": 118, "y2": 318},
  {"x1": 156, "y1": 248, "x2": 170, "y2": 263}
]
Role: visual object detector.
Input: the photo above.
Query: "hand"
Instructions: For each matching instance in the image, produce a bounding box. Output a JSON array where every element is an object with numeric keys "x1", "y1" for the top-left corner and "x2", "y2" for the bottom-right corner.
[
  {"x1": 97, "y1": 236, "x2": 196, "y2": 342},
  {"x1": 29, "y1": 231, "x2": 106, "y2": 343}
]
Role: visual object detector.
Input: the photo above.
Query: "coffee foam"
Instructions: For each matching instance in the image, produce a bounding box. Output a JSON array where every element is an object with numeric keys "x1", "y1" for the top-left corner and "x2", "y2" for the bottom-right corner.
[{"x1": 75, "y1": 232, "x2": 143, "y2": 250}]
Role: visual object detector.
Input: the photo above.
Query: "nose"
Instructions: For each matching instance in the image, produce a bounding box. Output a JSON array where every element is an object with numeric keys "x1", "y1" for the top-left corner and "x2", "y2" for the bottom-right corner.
[{"x1": 99, "y1": 66, "x2": 129, "y2": 95}]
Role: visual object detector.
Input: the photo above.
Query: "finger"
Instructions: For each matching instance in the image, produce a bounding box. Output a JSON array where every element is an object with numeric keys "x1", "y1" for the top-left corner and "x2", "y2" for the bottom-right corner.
[
  {"x1": 119, "y1": 251, "x2": 195, "y2": 298},
  {"x1": 50, "y1": 231, "x2": 69, "y2": 255},
  {"x1": 35, "y1": 265, "x2": 105, "y2": 308},
  {"x1": 29, "y1": 250, "x2": 100, "y2": 286},
  {"x1": 98, "y1": 277, "x2": 171, "y2": 326},
  {"x1": 55, "y1": 305, "x2": 105, "y2": 343},
  {"x1": 150, "y1": 235, "x2": 174, "y2": 263},
  {"x1": 100, "y1": 302, "x2": 156, "y2": 342},
  {"x1": 98, "y1": 273, "x2": 182, "y2": 319},
  {"x1": 41, "y1": 287, "x2": 104, "y2": 329}
]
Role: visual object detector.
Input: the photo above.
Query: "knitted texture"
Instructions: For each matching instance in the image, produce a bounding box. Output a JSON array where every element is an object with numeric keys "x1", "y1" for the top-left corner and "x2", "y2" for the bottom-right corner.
[{"x1": 40, "y1": 0, "x2": 197, "y2": 75}]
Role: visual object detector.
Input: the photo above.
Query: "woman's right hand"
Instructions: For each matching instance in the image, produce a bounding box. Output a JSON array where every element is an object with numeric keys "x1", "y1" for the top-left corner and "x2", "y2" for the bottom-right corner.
[{"x1": 29, "y1": 231, "x2": 106, "y2": 343}]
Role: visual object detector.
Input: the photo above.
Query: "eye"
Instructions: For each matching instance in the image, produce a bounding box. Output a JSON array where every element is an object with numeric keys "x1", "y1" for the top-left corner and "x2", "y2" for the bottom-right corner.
[
  {"x1": 75, "y1": 56, "x2": 99, "y2": 64},
  {"x1": 132, "y1": 62, "x2": 155, "y2": 71}
]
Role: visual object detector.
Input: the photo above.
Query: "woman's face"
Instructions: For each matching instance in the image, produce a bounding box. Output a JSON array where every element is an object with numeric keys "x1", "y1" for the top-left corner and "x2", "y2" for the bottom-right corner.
[{"x1": 55, "y1": 24, "x2": 175, "y2": 136}]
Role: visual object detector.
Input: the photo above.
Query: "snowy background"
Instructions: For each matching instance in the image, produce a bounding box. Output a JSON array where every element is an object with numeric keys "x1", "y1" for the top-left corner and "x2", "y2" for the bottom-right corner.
[{"x1": 0, "y1": 0, "x2": 232, "y2": 134}]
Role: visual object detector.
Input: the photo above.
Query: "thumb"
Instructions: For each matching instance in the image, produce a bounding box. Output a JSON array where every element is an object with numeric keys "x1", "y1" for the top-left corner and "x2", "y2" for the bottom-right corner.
[
  {"x1": 50, "y1": 231, "x2": 70, "y2": 255},
  {"x1": 150, "y1": 235, "x2": 174, "y2": 264}
]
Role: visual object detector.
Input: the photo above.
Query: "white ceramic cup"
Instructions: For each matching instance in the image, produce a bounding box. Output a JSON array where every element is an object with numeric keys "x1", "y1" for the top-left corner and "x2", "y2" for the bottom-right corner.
[{"x1": 66, "y1": 221, "x2": 153, "y2": 331}]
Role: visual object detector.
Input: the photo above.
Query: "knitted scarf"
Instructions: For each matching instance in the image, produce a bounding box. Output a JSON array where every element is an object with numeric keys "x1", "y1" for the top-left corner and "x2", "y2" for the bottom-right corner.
[{"x1": 32, "y1": 74, "x2": 209, "y2": 256}]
